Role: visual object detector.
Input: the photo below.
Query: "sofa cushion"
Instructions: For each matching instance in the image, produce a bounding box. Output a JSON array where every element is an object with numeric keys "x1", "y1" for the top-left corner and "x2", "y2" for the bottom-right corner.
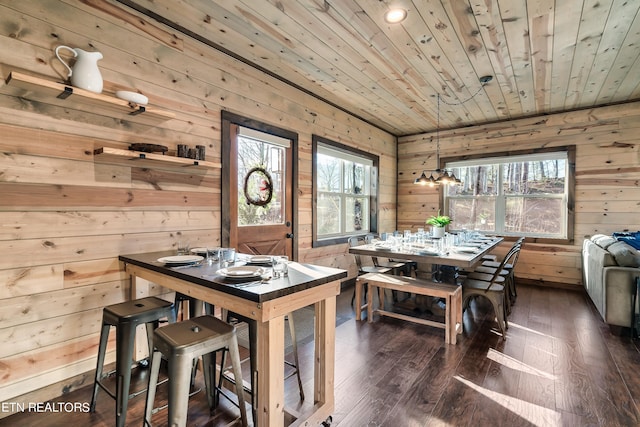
[
  {"x1": 592, "y1": 235, "x2": 617, "y2": 250},
  {"x1": 608, "y1": 241, "x2": 640, "y2": 267}
]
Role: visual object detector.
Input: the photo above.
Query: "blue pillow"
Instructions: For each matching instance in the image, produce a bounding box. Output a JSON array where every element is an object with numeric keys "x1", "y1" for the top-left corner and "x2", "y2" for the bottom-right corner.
[{"x1": 613, "y1": 231, "x2": 640, "y2": 250}]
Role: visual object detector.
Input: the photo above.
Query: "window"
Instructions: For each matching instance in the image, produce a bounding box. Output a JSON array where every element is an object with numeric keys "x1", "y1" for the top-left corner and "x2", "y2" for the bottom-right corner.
[
  {"x1": 312, "y1": 136, "x2": 378, "y2": 247},
  {"x1": 444, "y1": 147, "x2": 574, "y2": 241}
]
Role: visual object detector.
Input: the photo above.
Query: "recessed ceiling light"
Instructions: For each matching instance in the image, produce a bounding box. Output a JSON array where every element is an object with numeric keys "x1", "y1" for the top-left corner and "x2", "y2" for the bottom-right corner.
[{"x1": 384, "y1": 8, "x2": 407, "y2": 24}]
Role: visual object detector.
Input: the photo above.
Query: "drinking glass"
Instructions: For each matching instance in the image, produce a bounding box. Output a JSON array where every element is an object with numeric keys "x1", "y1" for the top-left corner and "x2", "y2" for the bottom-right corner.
[
  {"x1": 446, "y1": 234, "x2": 455, "y2": 249},
  {"x1": 206, "y1": 247, "x2": 220, "y2": 265},
  {"x1": 272, "y1": 256, "x2": 289, "y2": 278},
  {"x1": 221, "y1": 248, "x2": 236, "y2": 267},
  {"x1": 177, "y1": 240, "x2": 190, "y2": 255}
]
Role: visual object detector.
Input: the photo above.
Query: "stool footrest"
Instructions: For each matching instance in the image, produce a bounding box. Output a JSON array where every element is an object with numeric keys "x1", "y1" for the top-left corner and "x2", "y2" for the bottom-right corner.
[{"x1": 150, "y1": 387, "x2": 202, "y2": 415}]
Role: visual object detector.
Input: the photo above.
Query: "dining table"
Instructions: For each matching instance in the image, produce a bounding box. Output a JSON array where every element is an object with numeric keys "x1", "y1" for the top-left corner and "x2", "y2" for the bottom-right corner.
[
  {"x1": 348, "y1": 234, "x2": 503, "y2": 326},
  {"x1": 348, "y1": 234, "x2": 504, "y2": 283},
  {"x1": 118, "y1": 250, "x2": 347, "y2": 427}
]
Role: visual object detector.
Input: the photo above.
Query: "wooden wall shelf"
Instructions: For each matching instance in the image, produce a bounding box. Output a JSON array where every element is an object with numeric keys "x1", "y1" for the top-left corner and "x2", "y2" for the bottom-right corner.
[
  {"x1": 5, "y1": 71, "x2": 175, "y2": 126},
  {"x1": 94, "y1": 147, "x2": 221, "y2": 170}
]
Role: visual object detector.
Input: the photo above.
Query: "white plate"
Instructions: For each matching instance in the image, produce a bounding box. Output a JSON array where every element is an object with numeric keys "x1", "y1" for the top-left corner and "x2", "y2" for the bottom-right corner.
[
  {"x1": 248, "y1": 255, "x2": 272, "y2": 264},
  {"x1": 190, "y1": 247, "x2": 213, "y2": 255},
  {"x1": 217, "y1": 266, "x2": 265, "y2": 279},
  {"x1": 417, "y1": 250, "x2": 439, "y2": 256},
  {"x1": 157, "y1": 255, "x2": 204, "y2": 264},
  {"x1": 454, "y1": 247, "x2": 478, "y2": 254},
  {"x1": 374, "y1": 243, "x2": 394, "y2": 251}
]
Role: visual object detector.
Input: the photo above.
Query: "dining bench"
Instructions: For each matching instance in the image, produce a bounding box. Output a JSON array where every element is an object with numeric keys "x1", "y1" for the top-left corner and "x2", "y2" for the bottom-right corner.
[{"x1": 355, "y1": 273, "x2": 462, "y2": 344}]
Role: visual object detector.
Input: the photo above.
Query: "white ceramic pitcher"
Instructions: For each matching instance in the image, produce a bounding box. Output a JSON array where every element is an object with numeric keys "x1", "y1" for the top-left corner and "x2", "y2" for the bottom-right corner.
[{"x1": 55, "y1": 45, "x2": 103, "y2": 94}]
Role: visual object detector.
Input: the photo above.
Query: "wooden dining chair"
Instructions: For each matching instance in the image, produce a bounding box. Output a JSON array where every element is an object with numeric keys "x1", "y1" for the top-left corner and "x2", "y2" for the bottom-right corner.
[
  {"x1": 364, "y1": 234, "x2": 408, "y2": 275},
  {"x1": 471, "y1": 237, "x2": 524, "y2": 308},
  {"x1": 461, "y1": 241, "x2": 521, "y2": 340},
  {"x1": 348, "y1": 236, "x2": 392, "y2": 307}
]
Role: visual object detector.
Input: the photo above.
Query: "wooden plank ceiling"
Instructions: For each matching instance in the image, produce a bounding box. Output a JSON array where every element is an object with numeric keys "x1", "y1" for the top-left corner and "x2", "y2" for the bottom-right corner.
[{"x1": 122, "y1": 0, "x2": 640, "y2": 136}]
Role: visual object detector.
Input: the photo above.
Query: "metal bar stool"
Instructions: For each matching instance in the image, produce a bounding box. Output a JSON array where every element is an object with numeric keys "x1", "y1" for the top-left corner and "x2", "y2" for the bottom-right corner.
[
  {"x1": 173, "y1": 293, "x2": 214, "y2": 387},
  {"x1": 173, "y1": 292, "x2": 213, "y2": 320},
  {"x1": 143, "y1": 315, "x2": 248, "y2": 427},
  {"x1": 90, "y1": 296, "x2": 175, "y2": 427}
]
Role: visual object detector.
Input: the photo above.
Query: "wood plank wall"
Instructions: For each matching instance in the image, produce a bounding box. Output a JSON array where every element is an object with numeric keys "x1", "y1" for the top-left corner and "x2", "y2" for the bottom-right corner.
[
  {"x1": 398, "y1": 102, "x2": 640, "y2": 288},
  {"x1": 0, "y1": 0, "x2": 397, "y2": 412}
]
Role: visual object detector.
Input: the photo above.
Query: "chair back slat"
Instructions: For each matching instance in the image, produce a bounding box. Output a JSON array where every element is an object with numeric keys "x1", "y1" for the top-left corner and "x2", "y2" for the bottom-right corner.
[
  {"x1": 348, "y1": 236, "x2": 365, "y2": 270},
  {"x1": 479, "y1": 238, "x2": 523, "y2": 292},
  {"x1": 364, "y1": 234, "x2": 382, "y2": 266}
]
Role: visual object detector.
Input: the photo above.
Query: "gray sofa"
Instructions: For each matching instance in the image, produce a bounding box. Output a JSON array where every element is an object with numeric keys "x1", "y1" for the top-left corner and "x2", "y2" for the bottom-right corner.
[{"x1": 582, "y1": 234, "x2": 640, "y2": 327}]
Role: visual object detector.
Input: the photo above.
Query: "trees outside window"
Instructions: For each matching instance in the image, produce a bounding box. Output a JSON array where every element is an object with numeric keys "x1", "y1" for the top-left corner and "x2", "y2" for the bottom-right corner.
[
  {"x1": 313, "y1": 136, "x2": 378, "y2": 246},
  {"x1": 444, "y1": 148, "x2": 574, "y2": 240}
]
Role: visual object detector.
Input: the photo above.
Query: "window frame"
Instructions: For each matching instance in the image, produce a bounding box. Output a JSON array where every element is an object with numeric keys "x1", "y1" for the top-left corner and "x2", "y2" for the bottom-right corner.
[
  {"x1": 441, "y1": 146, "x2": 575, "y2": 245},
  {"x1": 312, "y1": 135, "x2": 379, "y2": 247}
]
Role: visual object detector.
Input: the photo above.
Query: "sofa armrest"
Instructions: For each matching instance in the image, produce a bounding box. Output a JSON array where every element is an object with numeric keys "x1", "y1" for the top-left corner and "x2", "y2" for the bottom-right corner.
[{"x1": 603, "y1": 266, "x2": 640, "y2": 327}]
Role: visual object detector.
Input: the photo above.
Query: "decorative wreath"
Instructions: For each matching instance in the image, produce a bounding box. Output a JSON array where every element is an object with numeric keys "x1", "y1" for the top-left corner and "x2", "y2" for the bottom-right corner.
[{"x1": 243, "y1": 166, "x2": 273, "y2": 206}]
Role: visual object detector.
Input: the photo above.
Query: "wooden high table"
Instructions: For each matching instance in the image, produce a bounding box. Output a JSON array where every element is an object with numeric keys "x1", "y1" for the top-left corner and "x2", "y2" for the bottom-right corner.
[{"x1": 119, "y1": 251, "x2": 347, "y2": 427}]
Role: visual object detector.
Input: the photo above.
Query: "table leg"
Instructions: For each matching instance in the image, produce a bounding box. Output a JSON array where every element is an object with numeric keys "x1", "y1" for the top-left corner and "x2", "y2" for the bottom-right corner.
[
  {"x1": 367, "y1": 284, "x2": 375, "y2": 323},
  {"x1": 255, "y1": 316, "x2": 285, "y2": 427},
  {"x1": 355, "y1": 278, "x2": 363, "y2": 321},
  {"x1": 314, "y1": 297, "x2": 336, "y2": 408}
]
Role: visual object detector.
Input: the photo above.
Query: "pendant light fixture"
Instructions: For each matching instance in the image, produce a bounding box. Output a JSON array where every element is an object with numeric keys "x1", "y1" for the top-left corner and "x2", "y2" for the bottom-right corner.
[
  {"x1": 414, "y1": 76, "x2": 493, "y2": 187},
  {"x1": 414, "y1": 94, "x2": 461, "y2": 187}
]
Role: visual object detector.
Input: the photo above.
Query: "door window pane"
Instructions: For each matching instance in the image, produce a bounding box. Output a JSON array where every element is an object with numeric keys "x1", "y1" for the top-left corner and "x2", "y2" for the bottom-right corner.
[{"x1": 238, "y1": 134, "x2": 286, "y2": 226}]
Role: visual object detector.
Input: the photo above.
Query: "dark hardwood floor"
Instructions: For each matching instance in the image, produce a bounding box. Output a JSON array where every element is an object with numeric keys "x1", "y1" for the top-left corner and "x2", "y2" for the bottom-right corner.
[{"x1": 2, "y1": 283, "x2": 639, "y2": 427}]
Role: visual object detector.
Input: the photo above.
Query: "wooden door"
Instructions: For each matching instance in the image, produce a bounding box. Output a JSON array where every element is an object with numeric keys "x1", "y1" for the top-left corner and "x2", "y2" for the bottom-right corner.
[{"x1": 221, "y1": 112, "x2": 297, "y2": 259}]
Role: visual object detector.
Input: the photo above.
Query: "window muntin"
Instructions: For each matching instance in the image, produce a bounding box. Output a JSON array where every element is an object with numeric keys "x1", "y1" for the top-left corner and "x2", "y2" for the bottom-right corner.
[
  {"x1": 313, "y1": 137, "x2": 378, "y2": 244},
  {"x1": 445, "y1": 151, "x2": 569, "y2": 238}
]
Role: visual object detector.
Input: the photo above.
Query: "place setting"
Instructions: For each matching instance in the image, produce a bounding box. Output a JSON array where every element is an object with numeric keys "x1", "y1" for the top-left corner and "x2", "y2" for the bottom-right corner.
[
  {"x1": 452, "y1": 246, "x2": 480, "y2": 254},
  {"x1": 215, "y1": 265, "x2": 271, "y2": 287},
  {"x1": 197, "y1": 251, "x2": 282, "y2": 288},
  {"x1": 156, "y1": 254, "x2": 204, "y2": 268},
  {"x1": 244, "y1": 255, "x2": 274, "y2": 265}
]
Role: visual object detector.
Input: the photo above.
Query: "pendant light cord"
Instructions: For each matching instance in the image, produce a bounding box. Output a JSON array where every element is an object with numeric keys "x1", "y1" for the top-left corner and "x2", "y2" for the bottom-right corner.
[
  {"x1": 414, "y1": 76, "x2": 492, "y2": 186},
  {"x1": 438, "y1": 80, "x2": 489, "y2": 107}
]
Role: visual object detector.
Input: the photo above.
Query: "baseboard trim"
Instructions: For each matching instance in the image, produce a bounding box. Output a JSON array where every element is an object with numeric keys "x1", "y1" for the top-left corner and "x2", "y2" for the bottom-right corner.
[{"x1": 516, "y1": 277, "x2": 584, "y2": 292}]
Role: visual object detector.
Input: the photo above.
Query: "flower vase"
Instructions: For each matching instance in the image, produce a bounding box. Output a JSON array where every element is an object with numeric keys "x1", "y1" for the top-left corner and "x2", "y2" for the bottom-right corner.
[{"x1": 432, "y1": 226, "x2": 445, "y2": 238}]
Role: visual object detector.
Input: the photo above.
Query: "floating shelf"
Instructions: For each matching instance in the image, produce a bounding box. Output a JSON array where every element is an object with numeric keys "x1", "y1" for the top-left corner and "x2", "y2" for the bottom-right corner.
[
  {"x1": 4, "y1": 71, "x2": 175, "y2": 126},
  {"x1": 94, "y1": 147, "x2": 221, "y2": 170}
]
